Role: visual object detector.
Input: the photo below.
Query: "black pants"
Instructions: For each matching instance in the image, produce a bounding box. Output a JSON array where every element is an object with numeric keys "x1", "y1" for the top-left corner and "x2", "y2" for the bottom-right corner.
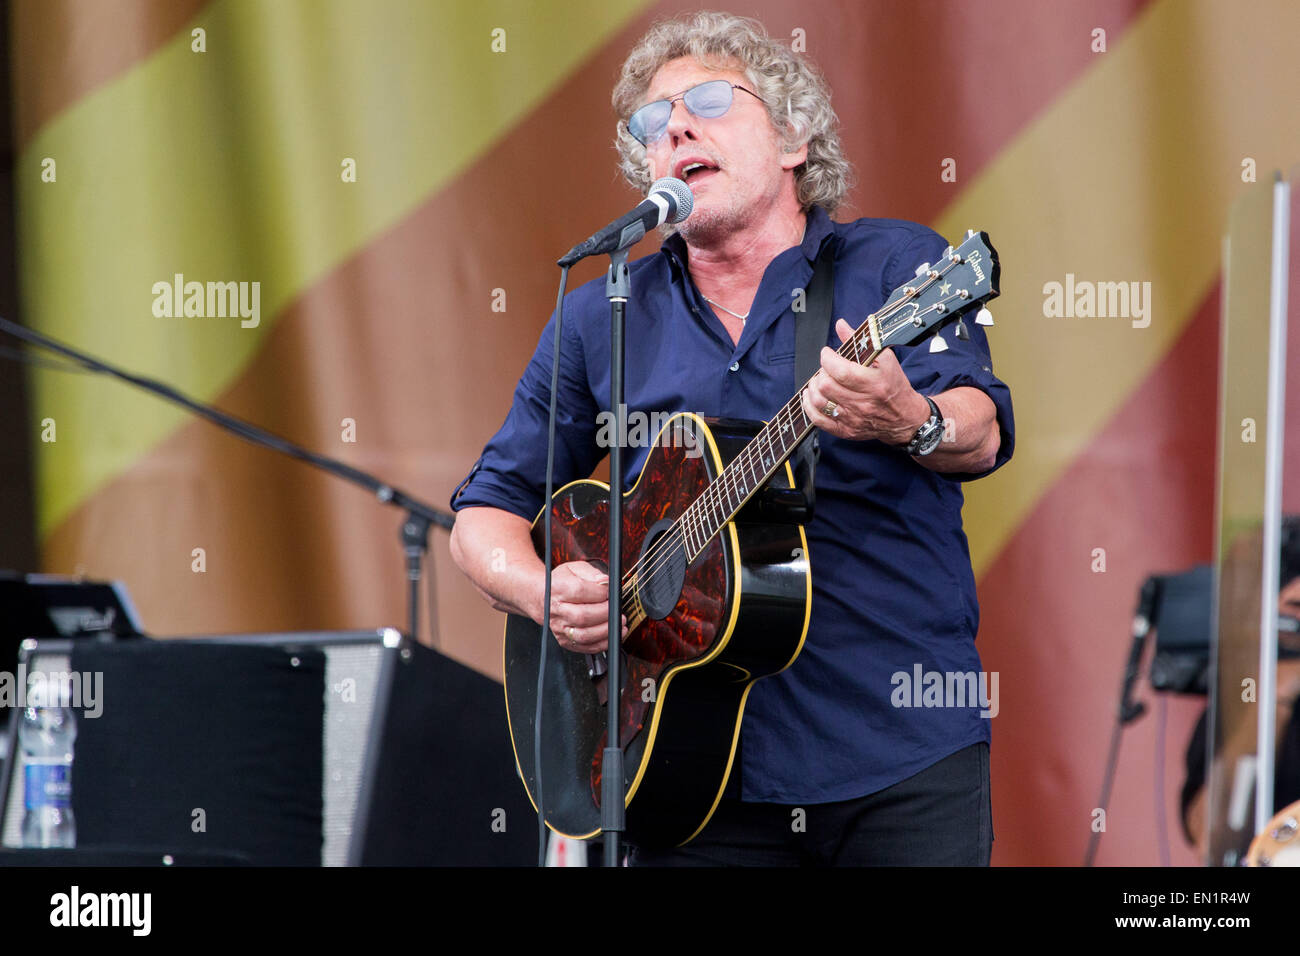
[{"x1": 629, "y1": 741, "x2": 991, "y2": 866}]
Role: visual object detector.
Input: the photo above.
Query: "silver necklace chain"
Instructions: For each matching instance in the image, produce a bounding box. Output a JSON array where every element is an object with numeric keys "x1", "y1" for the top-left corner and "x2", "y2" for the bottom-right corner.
[{"x1": 702, "y1": 295, "x2": 750, "y2": 323}]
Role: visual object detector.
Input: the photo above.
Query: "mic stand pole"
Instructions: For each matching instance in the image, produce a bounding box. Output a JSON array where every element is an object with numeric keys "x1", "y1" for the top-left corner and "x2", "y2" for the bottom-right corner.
[
  {"x1": 401, "y1": 510, "x2": 436, "y2": 651},
  {"x1": 602, "y1": 247, "x2": 630, "y2": 866},
  {"x1": 0, "y1": 315, "x2": 454, "y2": 649}
]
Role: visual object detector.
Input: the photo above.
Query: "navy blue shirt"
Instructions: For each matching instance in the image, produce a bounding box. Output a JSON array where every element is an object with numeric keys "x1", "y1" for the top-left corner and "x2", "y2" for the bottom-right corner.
[{"x1": 451, "y1": 205, "x2": 1014, "y2": 803}]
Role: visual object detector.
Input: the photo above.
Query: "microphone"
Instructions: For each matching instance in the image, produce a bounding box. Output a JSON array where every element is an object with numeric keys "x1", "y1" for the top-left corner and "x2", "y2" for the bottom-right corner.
[{"x1": 558, "y1": 177, "x2": 693, "y2": 266}]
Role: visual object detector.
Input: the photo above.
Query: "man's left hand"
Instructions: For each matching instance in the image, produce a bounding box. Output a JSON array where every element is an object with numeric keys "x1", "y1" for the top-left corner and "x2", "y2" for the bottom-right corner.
[{"x1": 800, "y1": 319, "x2": 928, "y2": 445}]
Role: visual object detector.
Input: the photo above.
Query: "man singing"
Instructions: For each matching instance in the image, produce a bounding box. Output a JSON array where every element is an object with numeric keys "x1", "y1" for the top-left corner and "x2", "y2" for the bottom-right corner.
[{"x1": 449, "y1": 11, "x2": 1014, "y2": 865}]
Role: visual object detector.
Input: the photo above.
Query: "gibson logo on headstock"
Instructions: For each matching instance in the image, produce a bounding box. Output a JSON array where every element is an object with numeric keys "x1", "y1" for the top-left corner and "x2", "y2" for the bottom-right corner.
[{"x1": 966, "y1": 249, "x2": 986, "y2": 287}]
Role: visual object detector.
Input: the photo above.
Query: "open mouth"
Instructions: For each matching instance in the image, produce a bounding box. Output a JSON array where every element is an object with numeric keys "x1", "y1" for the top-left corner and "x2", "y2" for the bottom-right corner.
[{"x1": 677, "y1": 162, "x2": 720, "y2": 184}]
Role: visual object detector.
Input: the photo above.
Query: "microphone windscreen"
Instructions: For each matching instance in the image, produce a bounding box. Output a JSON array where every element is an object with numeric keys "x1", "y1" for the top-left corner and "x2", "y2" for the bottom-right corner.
[{"x1": 649, "y1": 177, "x2": 694, "y2": 224}]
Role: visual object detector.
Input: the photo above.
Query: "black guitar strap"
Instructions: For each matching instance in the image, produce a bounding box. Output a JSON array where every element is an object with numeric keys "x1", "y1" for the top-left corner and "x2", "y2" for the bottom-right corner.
[{"x1": 789, "y1": 235, "x2": 837, "y2": 514}]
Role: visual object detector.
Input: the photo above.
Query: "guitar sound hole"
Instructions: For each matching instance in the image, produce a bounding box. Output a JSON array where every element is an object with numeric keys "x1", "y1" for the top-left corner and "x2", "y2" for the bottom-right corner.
[{"x1": 637, "y1": 518, "x2": 687, "y2": 621}]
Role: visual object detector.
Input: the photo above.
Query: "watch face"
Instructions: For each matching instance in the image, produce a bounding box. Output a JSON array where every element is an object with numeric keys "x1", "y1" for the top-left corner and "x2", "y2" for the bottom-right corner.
[
  {"x1": 909, "y1": 396, "x2": 944, "y2": 455},
  {"x1": 914, "y1": 422, "x2": 943, "y2": 455}
]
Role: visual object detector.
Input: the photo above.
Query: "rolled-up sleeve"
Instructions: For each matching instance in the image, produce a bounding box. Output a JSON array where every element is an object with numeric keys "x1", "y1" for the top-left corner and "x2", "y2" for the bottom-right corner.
[
  {"x1": 450, "y1": 306, "x2": 603, "y2": 520},
  {"x1": 884, "y1": 231, "x2": 1015, "y2": 481}
]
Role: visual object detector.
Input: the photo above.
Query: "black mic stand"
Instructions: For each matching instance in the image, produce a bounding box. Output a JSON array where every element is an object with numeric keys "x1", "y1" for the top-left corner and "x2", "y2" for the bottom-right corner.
[
  {"x1": 602, "y1": 246, "x2": 630, "y2": 867},
  {"x1": 1084, "y1": 575, "x2": 1161, "y2": 865},
  {"x1": 0, "y1": 315, "x2": 454, "y2": 649},
  {"x1": 547, "y1": 184, "x2": 690, "y2": 865}
]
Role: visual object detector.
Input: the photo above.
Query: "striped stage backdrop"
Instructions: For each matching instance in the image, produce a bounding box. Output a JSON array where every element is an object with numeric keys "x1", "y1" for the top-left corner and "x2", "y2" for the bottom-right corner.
[{"x1": 12, "y1": 0, "x2": 1300, "y2": 865}]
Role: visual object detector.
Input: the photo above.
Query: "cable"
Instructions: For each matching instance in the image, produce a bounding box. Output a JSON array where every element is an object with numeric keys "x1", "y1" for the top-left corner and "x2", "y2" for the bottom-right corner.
[
  {"x1": 1155, "y1": 693, "x2": 1170, "y2": 866},
  {"x1": 536, "y1": 264, "x2": 570, "y2": 867},
  {"x1": 0, "y1": 344, "x2": 91, "y2": 375},
  {"x1": 425, "y1": 542, "x2": 441, "y2": 651},
  {"x1": 1085, "y1": 713, "x2": 1126, "y2": 866}
]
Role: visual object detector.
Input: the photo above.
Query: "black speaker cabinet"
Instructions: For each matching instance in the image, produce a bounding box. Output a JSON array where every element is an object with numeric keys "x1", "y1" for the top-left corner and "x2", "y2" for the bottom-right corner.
[{"x1": 1, "y1": 631, "x2": 534, "y2": 865}]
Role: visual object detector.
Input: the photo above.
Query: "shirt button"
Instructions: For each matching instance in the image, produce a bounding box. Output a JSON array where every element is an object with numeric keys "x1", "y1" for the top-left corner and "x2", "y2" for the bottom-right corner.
[{"x1": 729, "y1": 362, "x2": 740, "y2": 373}]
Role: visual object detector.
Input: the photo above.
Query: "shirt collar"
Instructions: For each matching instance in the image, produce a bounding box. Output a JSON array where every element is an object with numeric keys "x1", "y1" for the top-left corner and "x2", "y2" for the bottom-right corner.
[
  {"x1": 662, "y1": 203, "x2": 834, "y2": 276},
  {"x1": 799, "y1": 204, "x2": 834, "y2": 261}
]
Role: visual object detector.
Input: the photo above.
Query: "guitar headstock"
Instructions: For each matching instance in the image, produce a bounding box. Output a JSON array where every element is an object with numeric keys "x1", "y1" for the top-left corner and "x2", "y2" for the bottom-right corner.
[{"x1": 874, "y1": 230, "x2": 1000, "y2": 350}]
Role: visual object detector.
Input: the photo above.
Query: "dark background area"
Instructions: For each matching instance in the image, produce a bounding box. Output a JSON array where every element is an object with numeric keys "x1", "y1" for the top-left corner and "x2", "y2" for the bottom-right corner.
[{"x1": 0, "y1": 0, "x2": 38, "y2": 575}]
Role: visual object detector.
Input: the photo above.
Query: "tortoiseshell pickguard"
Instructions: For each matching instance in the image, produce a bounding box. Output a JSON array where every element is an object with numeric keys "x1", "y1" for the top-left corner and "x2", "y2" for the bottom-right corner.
[{"x1": 539, "y1": 426, "x2": 729, "y2": 803}]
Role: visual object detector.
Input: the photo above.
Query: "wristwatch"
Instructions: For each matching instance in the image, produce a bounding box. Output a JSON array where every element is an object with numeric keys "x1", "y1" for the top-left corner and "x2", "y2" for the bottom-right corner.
[{"x1": 905, "y1": 396, "x2": 944, "y2": 457}]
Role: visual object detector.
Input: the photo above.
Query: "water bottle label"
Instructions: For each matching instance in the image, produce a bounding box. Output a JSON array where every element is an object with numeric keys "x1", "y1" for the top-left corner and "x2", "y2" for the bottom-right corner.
[{"x1": 24, "y1": 760, "x2": 72, "y2": 810}]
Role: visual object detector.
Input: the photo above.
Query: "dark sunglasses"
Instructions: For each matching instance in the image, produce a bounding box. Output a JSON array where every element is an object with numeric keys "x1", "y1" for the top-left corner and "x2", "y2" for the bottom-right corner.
[{"x1": 627, "y1": 79, "x2": 763, "y2": 147}]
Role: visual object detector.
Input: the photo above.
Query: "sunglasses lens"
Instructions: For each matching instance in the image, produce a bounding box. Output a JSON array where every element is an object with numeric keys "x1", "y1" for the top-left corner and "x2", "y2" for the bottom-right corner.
[
  {"x1": 684, "y1": 80, "x2": 734, "y2": 118},
  {"x1": 627, "y1": 80, "x2": 742, "y2": 146},
  {"x1": 629, "y1": 101, "x2": 671, "y2": 146}
]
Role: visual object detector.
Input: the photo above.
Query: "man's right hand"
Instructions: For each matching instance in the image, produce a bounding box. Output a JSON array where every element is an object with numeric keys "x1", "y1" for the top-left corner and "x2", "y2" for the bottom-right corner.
[
  {"x1": 448, "y1": 507, "x2": 629, "y2": 654},
  {"x1": 546, "y1": 561, "x2": 628, "y2": 654}
]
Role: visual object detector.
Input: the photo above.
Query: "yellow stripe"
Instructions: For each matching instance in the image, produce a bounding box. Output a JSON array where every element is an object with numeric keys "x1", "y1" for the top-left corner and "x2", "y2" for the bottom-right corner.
[
  {"x1": 931, "y1": 0, "x2": 1300, "y2": 575},
  {"x1": 20, "y1": 0, "x2": 652, "y2": 539}
]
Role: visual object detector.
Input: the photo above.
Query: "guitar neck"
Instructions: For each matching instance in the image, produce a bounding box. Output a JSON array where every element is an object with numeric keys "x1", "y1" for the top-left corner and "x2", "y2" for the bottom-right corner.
[{"x1": 617, "y1": 229, "x2": 998, "y2": 611}]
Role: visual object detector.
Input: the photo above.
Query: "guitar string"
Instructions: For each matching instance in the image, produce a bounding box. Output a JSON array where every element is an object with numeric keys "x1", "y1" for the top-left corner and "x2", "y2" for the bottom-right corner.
[
  {"x1": 617, "y1": 273, "x2": 964, "y2": 613},
  {"x1": 616, "y1": 257, "x2": 974, "y2": 610}
]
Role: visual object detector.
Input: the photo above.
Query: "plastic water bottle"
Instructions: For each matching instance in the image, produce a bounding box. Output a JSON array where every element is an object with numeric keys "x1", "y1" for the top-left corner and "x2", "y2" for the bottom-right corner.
[{"x1": 20, "y1": 691, "x2": 77, "y2": 848}]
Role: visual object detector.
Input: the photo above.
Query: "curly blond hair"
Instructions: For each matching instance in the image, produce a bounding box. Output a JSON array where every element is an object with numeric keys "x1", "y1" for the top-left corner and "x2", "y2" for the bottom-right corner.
[{"x1": 611, "y1": 10, "x2": 852, "y2": 213}]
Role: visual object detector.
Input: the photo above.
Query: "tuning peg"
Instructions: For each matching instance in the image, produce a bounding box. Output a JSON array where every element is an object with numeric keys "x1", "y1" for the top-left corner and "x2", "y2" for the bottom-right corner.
[
  {"x1": 976, "y1": 307, "x2": 994, "y2": 326},
  {"x1": 914, "y1": 261, "x2": 931, "y2": 278},
  {"x1": 966, "y1": 228, "x2": 976, "y2": 239},
  {"x1": 929, "y1": 334, "x2": 949, "y2": 353},
  {"x1": 954, "y1": 318, "x2": 970, "y2": 340}
]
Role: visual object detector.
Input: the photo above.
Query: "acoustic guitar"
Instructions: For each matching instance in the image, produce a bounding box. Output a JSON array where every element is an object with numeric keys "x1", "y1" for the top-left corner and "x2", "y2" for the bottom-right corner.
[{"x1": 504, "y1": 230, "x2": 1000, "y2": 847}]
